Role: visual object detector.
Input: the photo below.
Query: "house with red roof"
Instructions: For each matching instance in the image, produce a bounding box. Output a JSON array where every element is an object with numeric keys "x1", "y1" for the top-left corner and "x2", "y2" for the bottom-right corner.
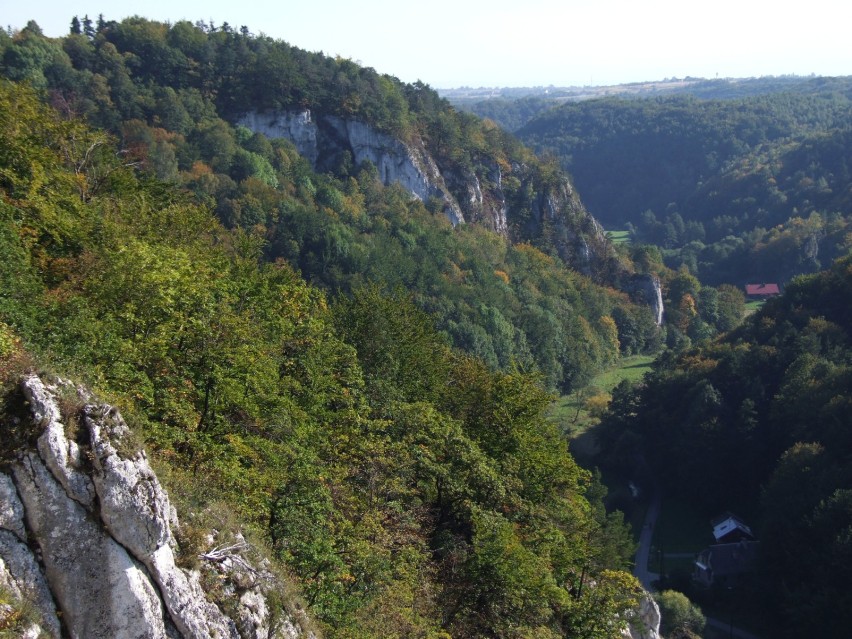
[{"x1": 745, "y1": 283, "x2": 780, "y2": 298}]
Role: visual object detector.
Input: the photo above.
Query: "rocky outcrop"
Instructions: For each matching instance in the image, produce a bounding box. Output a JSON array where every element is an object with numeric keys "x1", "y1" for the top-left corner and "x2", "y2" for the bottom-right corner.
[
  {"x1": 519, "y1": 173, "x2": 617, "y2": 277},
  {"x1": 239, "y1": 110, "x2": 465, "y2": 225},
  {"x1": 622, "y1": 591, "x2": 662, "y2": 639},
  {"x1": 242, "y1": 109, "x2": 615, "y2": 272},
  {"x1": 625, "y1": 274, "x2": 665, "y2": 326},
  {"x1": 0, "y1": 470, "x2": 61, "y2": 639},
  {"x1": 0, "y1": 375, "x2": 312, "y2": 639}
]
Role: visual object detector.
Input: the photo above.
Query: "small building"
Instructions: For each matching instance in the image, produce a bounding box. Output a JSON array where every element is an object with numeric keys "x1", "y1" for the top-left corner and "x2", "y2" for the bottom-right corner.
[
  {"x1": 694, "y1": 513, "x2": 759, "y2": 588},
  {"x1": 745, "y1": 283, "x2": 780, "y2": 298},
  {"x1": 712, "y1": 512, "x2": 756, "y2": 544},
  {"x1": 693, "y1": 540, "x2": 760, "y2": 588}
]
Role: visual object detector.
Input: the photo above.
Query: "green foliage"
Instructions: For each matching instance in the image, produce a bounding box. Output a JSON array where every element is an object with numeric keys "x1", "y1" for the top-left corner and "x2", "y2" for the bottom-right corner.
[
  {"x1": 0, "y1": 78, "x2": 644, "y2": 638},
  {"x1": 508, "y1": 88, "x2": 852, "y2": 287},
  {"x1": 0, "y1": 582, "x2": 47, "y2": 638},
  {"x1": 0, "y1": 18, "x2": 665, "y2": 393},
  {"x1": 655, "y1": 590, "x2": 705, "y2": 638},
  {"x1": 601, "y1": 255, "x2": 852, "y2": 636}
]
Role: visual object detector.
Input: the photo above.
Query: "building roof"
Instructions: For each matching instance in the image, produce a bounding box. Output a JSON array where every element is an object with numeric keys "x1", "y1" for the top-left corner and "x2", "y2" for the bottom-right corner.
[
  {"x1": 712, "y1": 513, "x2": 756, "y2": 543},
  {"x1": 696, "y1": 541, "x2": 760, "y2": 577},
  {"x1": 745, "y1": 283, "x2": 780, "y2": 296}
]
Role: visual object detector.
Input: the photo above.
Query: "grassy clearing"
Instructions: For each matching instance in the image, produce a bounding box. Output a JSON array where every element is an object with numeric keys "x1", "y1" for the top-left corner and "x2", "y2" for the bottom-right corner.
[
  {"x1": 548, "y1": 354, "x2": 655, "y2": 437},
  {"x1": 592, "y1": 354, "x2": 655, "y2": 390},
  {"x1": 606, "y1": 230, "x2": 632, "y2": 245},
  {"x1": 549, "y1": 354, "x2": 656, "y2": 466},
  {"x1": 744, "y1": 299, "x2": 765, "y2": 315}
]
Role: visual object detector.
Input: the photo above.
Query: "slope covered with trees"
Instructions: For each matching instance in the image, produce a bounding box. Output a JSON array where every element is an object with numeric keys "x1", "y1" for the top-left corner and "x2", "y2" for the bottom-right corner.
[
  {"x1": 0, "y1": 17, "x2": 669, "y2": 393},
  {"x1": 0, "y1": 46, "x2": 649, "y2": 639},
  {"x1": 513, "y1": 89, "x2": 852, "y2": 286},
  {"x1": 597, "y1": 255, "x2": 852, "y2": 637}
]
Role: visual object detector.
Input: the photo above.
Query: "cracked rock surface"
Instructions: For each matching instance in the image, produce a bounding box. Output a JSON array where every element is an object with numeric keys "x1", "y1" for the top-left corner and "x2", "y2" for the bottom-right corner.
[{"x1": 0, "y1": 375, "x2": 312, "y2": 639}]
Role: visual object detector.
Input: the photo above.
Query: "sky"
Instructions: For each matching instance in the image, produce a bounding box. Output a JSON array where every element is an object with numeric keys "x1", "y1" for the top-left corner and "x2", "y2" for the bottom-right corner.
[{"x1": 5, "y1": 0, "x2": 852, "y2": 88}]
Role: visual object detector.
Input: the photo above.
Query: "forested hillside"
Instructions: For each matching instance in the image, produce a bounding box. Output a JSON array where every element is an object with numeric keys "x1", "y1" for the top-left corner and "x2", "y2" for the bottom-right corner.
[
  {"x1": 511, "y1": 88, "x2": 852, "y2": 286},
  {"x1": 0, "y1": 74, "x2": 654, "y2": 637},
  {"x1": 0, "y1": 12, "x2": 690, "y2": 636},
  {"x1": 0, "y1": 17, "x2": 674, "y2": 393},
  {"x1": 597, "y1": 256, "x2": 852, "y2": 637}
]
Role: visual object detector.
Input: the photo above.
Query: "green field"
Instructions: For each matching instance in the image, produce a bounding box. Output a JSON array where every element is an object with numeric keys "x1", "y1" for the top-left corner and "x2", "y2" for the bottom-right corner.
[
  {"x1": 745, "y1": 299, "x2": 765, "y2": 315},
  {"x1": 591, "y1": 354, "x2": 655, "y2": 390},
  {"x1": 548, "y1": 353, "x2": 656, "y2": 459},
  {"x1": 606, "y1": 230, "x2": 632, "y2": 245}
]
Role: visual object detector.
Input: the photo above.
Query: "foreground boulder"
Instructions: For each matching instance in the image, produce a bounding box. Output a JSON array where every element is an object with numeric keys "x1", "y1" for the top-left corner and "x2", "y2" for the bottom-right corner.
[{"x1": 0, "y1": 375, "x2": 313, "y2": 639}]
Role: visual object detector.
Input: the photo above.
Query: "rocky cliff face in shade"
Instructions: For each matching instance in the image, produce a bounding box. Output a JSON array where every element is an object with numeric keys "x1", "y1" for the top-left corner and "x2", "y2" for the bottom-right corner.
[
  {"x1": 624, "y1": 274, "x2": 665, "y2": 326},
  {"x1": 0, "y1": 375, "x2": 313, "y2": 639},
  {"x1": 522, "y1": 174, "x2": 617, "y2": 277}
]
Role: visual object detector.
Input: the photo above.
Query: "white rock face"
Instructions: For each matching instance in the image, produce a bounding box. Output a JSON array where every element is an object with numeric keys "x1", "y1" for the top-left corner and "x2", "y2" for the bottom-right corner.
[
  {"x1": 0, "y1": 473, "x2": 26, "y2": 541},
  {"x1": 0, "y1": 529, "x2": 61, "y2": 638},
  {"x1": 14, "y1": 451, "x2": 172, "y2": 638},
  {"x1": 239, "y1": 110, "x2": 320, "y2": 166},
  {"x1": 621, "y1": 591, "x2": 662, "y2": 639},
  {"x1": 626, "y1": 274, "x2": 665, "y2": 326},
  {"x1": 86, "y1": 404, "x2": 173, "y2": 557},
  {"x1": 238, "y1": 109, "x2": 466, "y2": 226},
  {"x1": 23, "y1": 376, "x2": 96, "y2": 507},
  {"x1": 0, "y1": 375, "x2": 312, "y2": 639}
]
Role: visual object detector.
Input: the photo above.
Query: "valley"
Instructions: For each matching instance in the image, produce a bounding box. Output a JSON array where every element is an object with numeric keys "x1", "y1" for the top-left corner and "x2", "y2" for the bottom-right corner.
[{"x1": 0, "y1": 15, "x2": 850, "y2": 639}]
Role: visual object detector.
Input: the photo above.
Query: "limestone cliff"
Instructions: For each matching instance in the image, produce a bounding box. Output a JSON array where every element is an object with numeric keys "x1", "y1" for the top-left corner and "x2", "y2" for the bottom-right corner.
[
  {"x1": 624, "y1": 274, "x2": 665, "y2": 326},
  {"x1": 239, "y1": 110, "x2": 465, "y2": 226},
  {"x1": 238, "y1": 110, "x2": 611, "y2": 273},
  {"x1": 622, "y1": 592, "x2": 662, "y2": 639},
  {"x1": 0, "y1": 375, "x2": 313, "y2": 639}
]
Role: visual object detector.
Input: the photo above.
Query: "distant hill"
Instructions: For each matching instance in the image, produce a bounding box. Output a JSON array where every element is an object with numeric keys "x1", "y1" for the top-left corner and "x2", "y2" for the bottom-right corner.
[
  {"x1": 455, "y1": 78, "x2": 852, "y2": 287},
  {"x1": 444, "y1": 75, "x2": 852, "y2": 131}
]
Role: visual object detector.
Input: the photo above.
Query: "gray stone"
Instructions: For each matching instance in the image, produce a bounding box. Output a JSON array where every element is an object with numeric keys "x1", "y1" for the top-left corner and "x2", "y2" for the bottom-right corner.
[
  {"x1": 622, "y1": 591, "x2": 662, "y2": 639},
  {"x1": 239, "y1": 109, "x2": 466, "y2": 226},
  {"x1": 0, "y1": 473, "x2": 26, "y2": 541},
  {"x1": 0, "y1": 530, "x2": 61, "y2": 638},
  {"x1": 626, "y1": 274, "x2": 665, "y2": 326},
  {"x1": 5, "y1": 374, "x2": 313, "y2": 639},
  {"x1": 149, "y1": 544, "x2": 239, "y2": 638},
  {"x1": 86, "y1": 404, "x2": 172, "y2": 557},
  {"x1": 13, "y1": 452, "x2": 170, "y2": 639},
  {"x1": 23, "y1": 375, "x2": 96, "y2": 507},
  {"x1": 84, "y1": 403, "x2": 238, "y2": 638}
]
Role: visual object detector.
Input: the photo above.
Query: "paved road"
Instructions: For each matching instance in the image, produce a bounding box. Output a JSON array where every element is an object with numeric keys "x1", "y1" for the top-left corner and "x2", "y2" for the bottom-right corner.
[
  {"x1": 633, "y1": 484, "x2": 661, "y2": 590},
  {"x1": 631, "y1": 485, "x2": 763, "y2": 639}
]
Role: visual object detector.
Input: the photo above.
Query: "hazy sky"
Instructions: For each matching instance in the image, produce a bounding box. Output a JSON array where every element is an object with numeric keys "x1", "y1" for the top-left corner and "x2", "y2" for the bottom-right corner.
[{"x1": 5, "y1": 0, "x2": 852, "y2": 88}]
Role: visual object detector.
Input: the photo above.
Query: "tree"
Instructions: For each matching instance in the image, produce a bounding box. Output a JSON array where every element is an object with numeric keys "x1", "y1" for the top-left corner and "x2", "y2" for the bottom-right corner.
[
  {"x1": 83, "y1": 15, "x2": 95, "y2": 39},
  {"x1": 656, "y1": 590, "x2": 705, "y2": 638},
  {"x1": 334, "y1": 285, "x2": 451, "y2": 409}
]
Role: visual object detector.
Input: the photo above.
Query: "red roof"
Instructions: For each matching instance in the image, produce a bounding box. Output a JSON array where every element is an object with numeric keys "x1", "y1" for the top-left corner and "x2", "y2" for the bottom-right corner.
[{"x1": 745, "y1": 283, "x2": 780, "y2": 296}]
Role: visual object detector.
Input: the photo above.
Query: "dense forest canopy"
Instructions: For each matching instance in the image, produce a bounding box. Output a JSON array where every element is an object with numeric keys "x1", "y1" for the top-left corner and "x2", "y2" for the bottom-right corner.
[
  {"x1": 6, "y1": 13, "x2": 851, "y2": 639},
  {"x1": 0, "y1": 16, "x2": 683, "y2": 393},
  {"x1": 597, "y1": 255, "x2": 852, "y2": 637},
  {"x1": 0, "y1": 73, "x2": 646, "y2": 638},
  {"x1": 0, "y1": 17, "x2": 658, "y2": 637},
  {"x1": 460, "y1": 82, "x2": 852, "y2": 288}
]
